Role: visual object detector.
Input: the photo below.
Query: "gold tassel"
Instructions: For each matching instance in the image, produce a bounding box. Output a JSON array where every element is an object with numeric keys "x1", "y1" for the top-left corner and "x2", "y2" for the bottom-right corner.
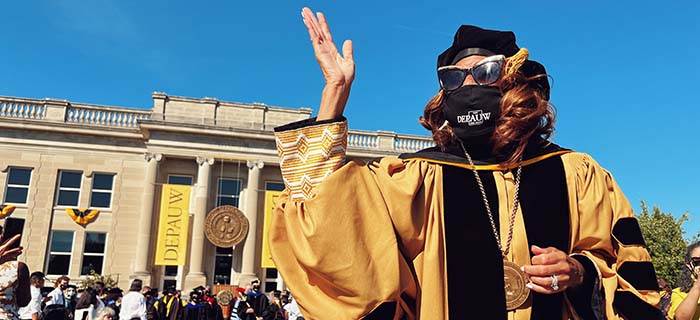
[{"x1": 505, "y1": 48, "x2": 529, "y2": 76}]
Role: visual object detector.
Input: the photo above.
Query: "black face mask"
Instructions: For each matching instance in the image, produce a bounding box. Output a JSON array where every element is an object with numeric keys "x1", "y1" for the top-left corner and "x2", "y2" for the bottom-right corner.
[{"x1": 442, "y1": 85, "x2": 502, "y2": 141}]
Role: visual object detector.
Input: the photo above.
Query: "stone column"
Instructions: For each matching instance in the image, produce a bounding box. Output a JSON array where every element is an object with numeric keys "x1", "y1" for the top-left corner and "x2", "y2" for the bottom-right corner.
[
  {"x1": 238, "y1": 160, "x2": 264, "y2": 286},
  {"x1": 132, "y1": 153, "x2": 162, "y2": 285},
  {"x1": 184, "y1": 156, "x2": 214, "y2": 290}
]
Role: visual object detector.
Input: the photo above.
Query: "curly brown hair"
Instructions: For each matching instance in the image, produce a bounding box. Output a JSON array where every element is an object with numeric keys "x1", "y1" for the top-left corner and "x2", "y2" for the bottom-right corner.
[{"x1": 419, "y1": 71, "x2": 555, "y2": 166}]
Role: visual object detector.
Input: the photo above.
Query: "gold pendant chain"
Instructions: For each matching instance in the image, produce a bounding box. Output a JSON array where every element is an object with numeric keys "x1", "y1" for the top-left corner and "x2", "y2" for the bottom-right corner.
[{"x1": 458, "y1": 141, "x2": 522, "y2": 258}]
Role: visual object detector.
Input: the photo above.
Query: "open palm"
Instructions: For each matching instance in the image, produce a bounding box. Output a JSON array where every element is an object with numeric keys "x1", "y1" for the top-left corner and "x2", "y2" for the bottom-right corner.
[
  {"x1": 0, "y1": 234, "x2": 22, "y2": 265},
  {"x1": 302, "y1": 7, "x2": 354, "y2": 87}
]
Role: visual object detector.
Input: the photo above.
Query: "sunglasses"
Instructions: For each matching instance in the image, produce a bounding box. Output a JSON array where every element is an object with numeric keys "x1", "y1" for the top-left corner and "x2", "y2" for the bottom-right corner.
[
  {"x1": 437, "y1": 55, "x2": 505, "y2": 92},
  {"x1": 691, "y1": 257, "x2": 700, "y2": 266}
]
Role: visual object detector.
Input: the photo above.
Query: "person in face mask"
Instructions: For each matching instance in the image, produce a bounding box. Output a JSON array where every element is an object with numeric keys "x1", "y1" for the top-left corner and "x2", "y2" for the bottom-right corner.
[
  {"x1": 244, "y1": 280, "x2": 268, "y2": 319},
  {"x1": 269, "y1": 8, "x2": 663, "y2": 319},
  {"x1": 45, "y1": 276, "x2": 70, "y2": 307},
  {"x1": 63, "y1": 285, "x2": 77, "y2": 312}
]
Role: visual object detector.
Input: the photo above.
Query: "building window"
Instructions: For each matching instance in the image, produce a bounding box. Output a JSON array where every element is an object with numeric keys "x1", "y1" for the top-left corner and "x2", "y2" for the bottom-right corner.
[
  {"x1": 265, "y1": 182, "x2": 285, "y2": 191},
  {"x1": 4, "y1": 167, "x2": 32, "y2": 204},
  {"x1": 56, "y1": 171, "x2": 82, "y2": 207},
  {"x1": 162, "y1": 266, "x2": 179, "y2": 290},
  {"x1": 216, "y1": 179, "x2": 241, "y2": 207},
  {"x1": 90, "y1": 174, "x2": 115, "y2": 209},
  {"x1": 168, "y1": 175, "x2": 193, "y2": 186},
  {"x1": 213, "y1": 247, "x2": 233, "y2": 284},
  {"x1": 46, "y1": 231, "x2": 74, "y2": 275},
  {"x1": 264, "y1": 268, "x2": 279, "y2": 292},
  {"x1": 81, "y1": 232, "x2": 107, "y2": 275},
  {"x1": 2, "y1": 217, "x2": 25, "y2": 250}
]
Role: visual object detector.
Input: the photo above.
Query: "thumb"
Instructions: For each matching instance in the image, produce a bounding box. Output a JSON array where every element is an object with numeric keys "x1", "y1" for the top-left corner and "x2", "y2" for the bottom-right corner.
[{"x1": 342, "y1": 40, "x2": 353, "y2": 61}]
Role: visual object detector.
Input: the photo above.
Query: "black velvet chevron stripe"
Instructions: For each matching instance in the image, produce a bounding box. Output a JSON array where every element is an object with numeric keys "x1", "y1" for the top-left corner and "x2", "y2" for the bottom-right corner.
[
  {"x1": 612, "y1": 217, "x2": 646, "y2": 246},
  {"x1": 617, "y1": 261, "x2": 659, "y2": 291},
  {"x1": 364, "y1": 301, "x2": 397, "y2": 319},
  {"x1": 612, "y1": 291, "x2": 665, "y2": 320}
]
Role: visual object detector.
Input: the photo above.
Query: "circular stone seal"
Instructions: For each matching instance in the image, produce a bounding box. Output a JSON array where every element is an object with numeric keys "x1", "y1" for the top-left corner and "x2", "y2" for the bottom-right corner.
[
  {"x1": 217, "y1": 289, "x2": 234, "y2": 306},
  {"x1": 205, "y1": 205, "x2": 249, "y2": 248}
]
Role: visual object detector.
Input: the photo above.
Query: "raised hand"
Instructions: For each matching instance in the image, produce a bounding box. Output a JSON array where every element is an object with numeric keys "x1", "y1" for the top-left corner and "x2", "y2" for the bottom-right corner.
[
  {"x1": 0, "y1": 234, "x2": 23, "y2": 265},
  {"x1": 301, "y1": 7, "x2": 354, "y2": 120}
]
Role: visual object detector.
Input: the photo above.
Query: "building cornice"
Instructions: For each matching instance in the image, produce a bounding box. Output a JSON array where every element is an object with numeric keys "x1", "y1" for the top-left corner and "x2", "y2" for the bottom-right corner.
[{"x1": 0, "y1": 118, "x2": 144, "y2": 139}]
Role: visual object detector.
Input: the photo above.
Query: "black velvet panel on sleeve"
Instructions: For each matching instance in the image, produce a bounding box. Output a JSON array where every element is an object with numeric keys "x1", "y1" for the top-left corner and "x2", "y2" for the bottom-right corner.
[
  {"x1": 363, "y1": 302, "x2": 397, "y2": 319},
  {"x1": 612, "y1": 217, "x2": 647, "y2": 246},
  {"x1": 613, "y1": 291, "x2": 665, "y2": 320},
  {"x1": 617, "y1": 261, "x2": 659, "y2": 291}
]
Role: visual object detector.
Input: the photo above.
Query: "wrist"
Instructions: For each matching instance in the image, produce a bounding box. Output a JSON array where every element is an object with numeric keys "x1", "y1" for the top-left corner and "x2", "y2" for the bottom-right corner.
[
  {"x1": 567, "y1": 256, "x2": 585, "y2": 288},
  {"x1": 318, "y1": 84, "x2": 351, "y2": 120},
  {"x1": 326, "y1": 78, "x2": 347, "y2": 87}
]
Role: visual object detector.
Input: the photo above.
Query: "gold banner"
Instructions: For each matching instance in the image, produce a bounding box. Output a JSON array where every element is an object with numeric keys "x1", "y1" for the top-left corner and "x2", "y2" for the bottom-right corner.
[
  {"x1": 261, "y1": 190, "x2": 282, "y2": 268},
  {"x1": 155, "y1": 184, "x2": 191, "y2": 266}
]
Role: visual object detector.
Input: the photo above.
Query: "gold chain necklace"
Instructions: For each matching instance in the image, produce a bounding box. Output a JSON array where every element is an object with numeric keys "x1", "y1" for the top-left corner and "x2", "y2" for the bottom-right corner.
[{"x1": 458, "y1": 141, "x2": 530, "y2": 311}]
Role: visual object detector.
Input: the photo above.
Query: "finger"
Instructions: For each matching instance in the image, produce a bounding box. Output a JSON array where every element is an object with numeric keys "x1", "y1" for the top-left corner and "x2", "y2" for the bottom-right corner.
[
  {"x1": 531, "y1": 248, "x2": 566, "y2": 266},
  {"x1": 522, "y1": 263, "x2": 564, "y2": 276},
  {"x1": 301, "y1": 8, "x2": 321, "y2": 42},
  {"x1": 342, "y1": 40, "x2": 353, "y2": 61},
  {"x1": 1, "y1": 252, "x2": 20, "y2": 261},
  {"x1": 531, "y1": 253, "x2": 566, "y2": 266},
  {"x1": 3, "y1": 247, "x2": 22, "y2": 256},
  {"x1": 525, "y1": 281, "x2": 556, "y2": 294},
  {"x1": 302, "y1": 8, "x2": 324, "y2": 46},
  {"x1": 4, "y1": 234, "x2": 21, "y2": 247},
  {"x1": 530, "y1": 245, "x2": 558, "y2": 255},
  {"x1": 529, "y1": 274, "x2": 569, "y2": 289},
  {"x1": 0, "y1": 234, "x2": 20, "y2": 251},
  {"x1": 316, "y1": 12, "x2": 334, "y2": 43},
  {"x1": 302, "y1": 8, "x2": 325, "y2": 43}
]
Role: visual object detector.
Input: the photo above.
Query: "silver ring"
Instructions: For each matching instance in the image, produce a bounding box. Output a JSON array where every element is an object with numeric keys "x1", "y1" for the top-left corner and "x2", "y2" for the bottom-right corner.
[{"x1": 550, "y1": 274, "x2": 559, "y2": 291}]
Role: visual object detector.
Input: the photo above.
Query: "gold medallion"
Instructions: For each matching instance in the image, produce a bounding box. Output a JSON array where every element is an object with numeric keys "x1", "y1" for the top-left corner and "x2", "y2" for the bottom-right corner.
[
  {"x1": 503, "y1": 260, "x2": 530, "y2": 311},
  {"x1": 205, "y1": 205, "x2": 249, "y2": 248}
]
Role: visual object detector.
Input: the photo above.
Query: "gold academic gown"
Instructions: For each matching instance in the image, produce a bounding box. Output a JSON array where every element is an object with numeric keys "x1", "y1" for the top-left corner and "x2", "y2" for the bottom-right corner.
[{"x1": 269, "y1": 118, "x2": 661, "y2": 320}]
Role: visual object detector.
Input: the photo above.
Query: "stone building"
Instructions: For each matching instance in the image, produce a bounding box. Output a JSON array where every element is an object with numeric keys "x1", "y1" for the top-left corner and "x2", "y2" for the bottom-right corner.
[{"x1": 0, "y1": 93, "x2": 433, "y2": 292}]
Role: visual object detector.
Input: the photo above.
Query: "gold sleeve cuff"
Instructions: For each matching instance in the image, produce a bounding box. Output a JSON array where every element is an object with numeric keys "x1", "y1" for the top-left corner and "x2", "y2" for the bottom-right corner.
[{"x1": 275, "y1": 120, "x2": 347, "y2": 200}]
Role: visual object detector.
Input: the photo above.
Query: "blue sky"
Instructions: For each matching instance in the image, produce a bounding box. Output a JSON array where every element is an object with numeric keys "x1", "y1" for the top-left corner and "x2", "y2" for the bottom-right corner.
[{"x1": 1, "y1": 1, "x2": 698, "y2": 238}]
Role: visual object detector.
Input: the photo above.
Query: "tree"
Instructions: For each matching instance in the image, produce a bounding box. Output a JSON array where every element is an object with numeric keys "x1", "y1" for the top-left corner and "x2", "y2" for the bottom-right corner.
[
  {"x1": 79, "y1": 270, "x2": 120, "y2": 291},
  {"x1": 637, "y1": 201, "x2": 688, "y2": 286}
]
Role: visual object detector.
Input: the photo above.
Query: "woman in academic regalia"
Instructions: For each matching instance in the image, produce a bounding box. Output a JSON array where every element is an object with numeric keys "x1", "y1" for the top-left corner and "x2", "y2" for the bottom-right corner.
[{"x1": 268, "y1": 7, "x2": 664, "y2": 320}]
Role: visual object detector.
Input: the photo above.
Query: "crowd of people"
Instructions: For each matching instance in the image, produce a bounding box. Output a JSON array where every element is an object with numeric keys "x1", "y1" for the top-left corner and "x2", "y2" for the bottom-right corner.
[
  {"x1": 0, "y1": 227, "x2": 698, "y2": 319},
  {"x1": 0, "y1": 236, "x2": 301, "y2": 320},
  {"x1": 5, "y1": 273, "x2": 303, "y2": 320}
]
